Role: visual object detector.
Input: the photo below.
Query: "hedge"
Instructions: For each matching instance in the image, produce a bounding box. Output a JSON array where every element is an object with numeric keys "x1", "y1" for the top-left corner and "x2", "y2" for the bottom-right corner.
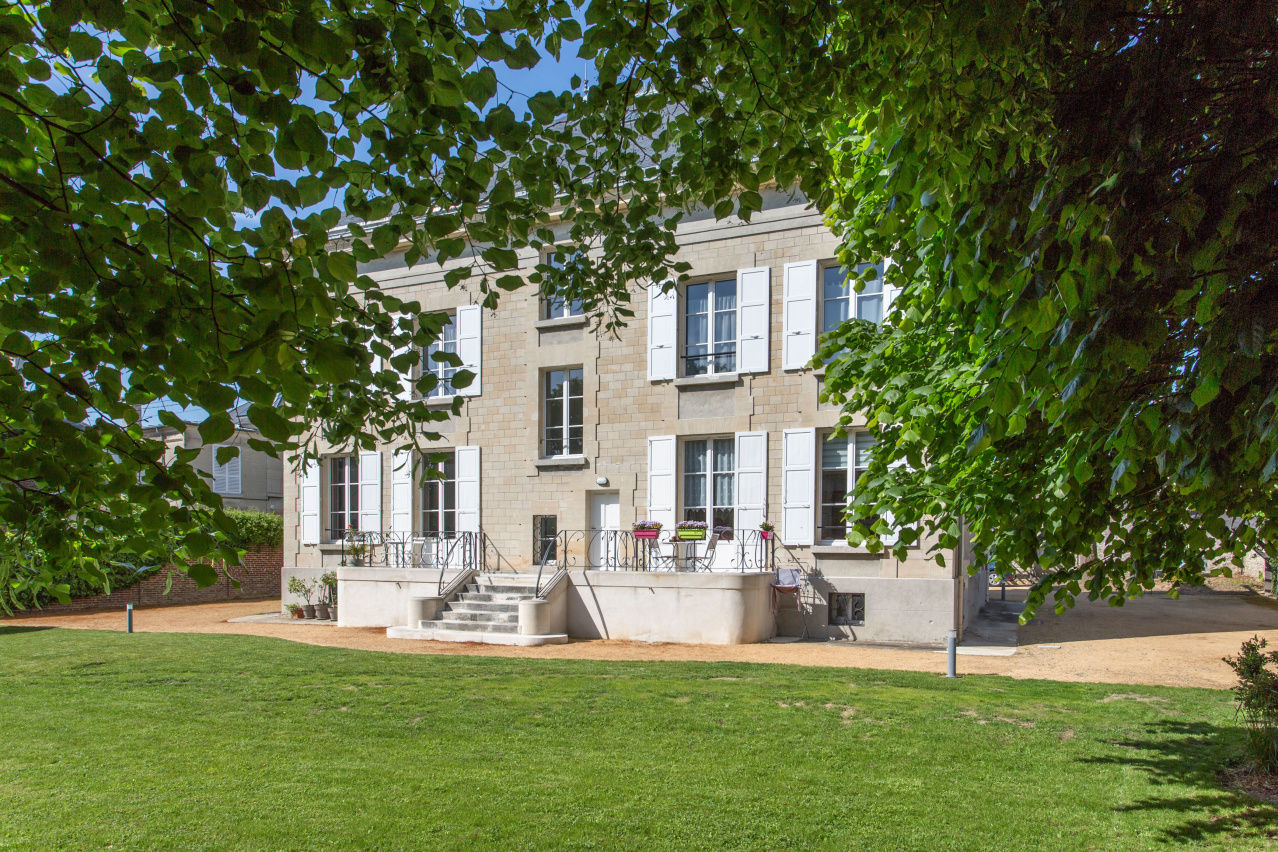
[{"x1": 223, "y1": 510, "x2": 283, "y2": 549}]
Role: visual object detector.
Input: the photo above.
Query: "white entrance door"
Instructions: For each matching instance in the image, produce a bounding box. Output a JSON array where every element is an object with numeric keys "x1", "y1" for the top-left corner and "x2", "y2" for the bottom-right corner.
[{"x1": 588, "y1": 492, "x2": 620, "y2": 568}]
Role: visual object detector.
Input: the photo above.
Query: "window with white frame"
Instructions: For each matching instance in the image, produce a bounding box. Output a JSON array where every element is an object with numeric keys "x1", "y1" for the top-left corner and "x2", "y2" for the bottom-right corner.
[
  {"x1": 683, "y1": 277, "x2": 737, "y2": 376},
  {"x1": 420, "y1": 452, "x2": 457, "y2": 535},
  {"x1": 821, "y1": 262, "x2": 884, "y2": 335},
  {"x1": 328, "y1": 456, "x2": 360, "y2": 540},
  {"x1": 542, "y1": 247, "x2": 585, "y2": 320},
  {"x1": 542, "y1": 367, "x2": 583, "y2": 457},
  {"x1": 682, "y1": 437, "x2": 735, "y2": 532},
  {"x1": 819, "y1": 431, "x2": 876, "y2": 541},
  {"x1": 210, "y1": 445, "x2": 241, "y2": 495},
  {"x1": 424, "y1": 315, "x2": 457, "y2": 398}
]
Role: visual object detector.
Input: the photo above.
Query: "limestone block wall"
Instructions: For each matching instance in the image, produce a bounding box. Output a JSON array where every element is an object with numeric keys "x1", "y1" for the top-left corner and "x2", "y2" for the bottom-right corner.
[{"x1": 281, "y1": 190, "x2": 976, "y2": 640}]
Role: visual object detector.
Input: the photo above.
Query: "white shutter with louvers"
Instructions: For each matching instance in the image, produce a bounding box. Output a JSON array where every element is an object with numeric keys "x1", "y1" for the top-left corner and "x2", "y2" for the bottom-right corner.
[
  {"x1": 390, "y1": 448, "x2": 414, "y2": 535},
  {"x1": 455, "y1": 445, "x2": 481, "y2": 532},
  {"x1": 880, "y1": 453, "x2": 906, "y2": 547},
  {"x1": 783, "y1": 260, "x2": 818, "y2": 370},
  {"x1": 734, "y1": 431, "x2": 768, "y2": 533},
  {"x1": 781, "y1": 428, "x2": 816, "y2": 546},
  {"x1": 358, "y1": 451, "x2": 381, "y2": 532},
  {"x1": 646, "y1": 435, "x2": 677, "y2": 531},
  {"x1": 736, "y1": 267, "x2": 770, "y2": 374},
  {"x1": 455, "y1": 305, "x2": 482, "y2": 397},
  {"x1": 647, "y1": 284, "x2": 677, "y2": 381},
  {"x1": 299, "y1": 459, "x2": 320, "y2": 545}
]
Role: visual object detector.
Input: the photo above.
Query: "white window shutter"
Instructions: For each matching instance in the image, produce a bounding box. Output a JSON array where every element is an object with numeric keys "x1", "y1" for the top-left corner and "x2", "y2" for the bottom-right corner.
[
  {"x1": 783, "y1": 260, "x2": 818, "y2": 370},
  {"x1": 225, "y1": 452, "x2": 241, "y2": 496},
  {"x1": 299, "y1": 459, "x2": 320, "y2": 545},
  {"x1": 734, "y1": 431, "x2": 768, "y2": 533},
  {"x1": 646, "y1": 435, "x2": 677, "y2": 531},
  {"x1": 211, "y1": 444, "x2": 228, "y2": 494},
  {"x1": 455, "y1": 445, "x2": 481, "y2": 532},
  {"x1": 880, "y1": 454, "x2": 906, "y2": 546},
  {"x1": 736, "y1": 266, "x2": 770, "y2": 374},
  {"x1": 781, "y1": 428, "x2": 816, "y2": 546},
  {"x1": 647, "y1": 284, "x2": 677, "y2": 381},
  {"x1": 358, "y1": 451, "x2": 381, "y2": 532},
  {"x1": 390, "y1": 449, "x2": 414, "y2": 535},
  {"x1": 455, "y1": 305, "x2": 482, "y2": 396}
]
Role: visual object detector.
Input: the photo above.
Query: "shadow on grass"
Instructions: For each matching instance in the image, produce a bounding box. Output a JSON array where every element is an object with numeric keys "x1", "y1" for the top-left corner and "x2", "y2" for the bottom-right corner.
[
  {"x1": 1084, "y1": 720, "x2": 1278, "y2": 844},
  {"x1": 0, "y1": 625, "x2": 54, "y2": 636}
]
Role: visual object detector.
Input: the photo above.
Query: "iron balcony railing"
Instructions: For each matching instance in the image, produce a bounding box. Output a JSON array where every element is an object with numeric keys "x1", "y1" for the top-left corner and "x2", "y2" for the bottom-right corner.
[
  {"x1": 533, "y1": 528, "x2": 778, "y2": 595},
  {"x1": 325, "y1": 530, "x2": 489, "y2": 572}
]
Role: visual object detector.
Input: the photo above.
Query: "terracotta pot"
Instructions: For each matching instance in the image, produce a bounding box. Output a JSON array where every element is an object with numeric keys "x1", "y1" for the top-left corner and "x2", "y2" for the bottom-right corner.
[{"x1": 290, "y1": 609, "x2": 304, "y2": 619}]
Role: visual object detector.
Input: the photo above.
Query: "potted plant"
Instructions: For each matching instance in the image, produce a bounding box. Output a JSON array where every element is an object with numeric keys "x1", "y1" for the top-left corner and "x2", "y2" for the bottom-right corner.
[
  {"x1": 759, "y1": 521, "x2": 775, "y2": 541},
  {"x1": 320, "y1": 571, "x2": 338, "y2": 621},
  {"x1": 286, "y1": 603, "x2": 303, "y2": 619},
  {"x1": 676, "y1": 520, "x2": 708, "y2": 541},
  {"x1": 314, "y1": 599, "x2": 330, "y2": 620},
  {"x1": 287, "y1": 576, "x2": 317, "y2": 618},
  {"x1": 345, "y1": 527, "x2": 369, "y2": 567},
  {"x1": 632, "y1": 521, "x2": 662, "y2": 541}
]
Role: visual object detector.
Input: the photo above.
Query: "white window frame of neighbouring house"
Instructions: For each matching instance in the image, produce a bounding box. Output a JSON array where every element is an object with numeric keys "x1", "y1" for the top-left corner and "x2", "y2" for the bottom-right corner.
[
  {"x1": 542, "y1": 367, "x2": 584, "y2": 458},
  {"x1": 423, "y1": 314, "x2": 458, "y2": 398}
]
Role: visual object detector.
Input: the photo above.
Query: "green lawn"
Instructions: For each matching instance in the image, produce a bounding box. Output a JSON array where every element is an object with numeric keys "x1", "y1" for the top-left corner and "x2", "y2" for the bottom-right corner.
[{"x1": 0, "y1": 627, "x2": 1273, "y2": 851}]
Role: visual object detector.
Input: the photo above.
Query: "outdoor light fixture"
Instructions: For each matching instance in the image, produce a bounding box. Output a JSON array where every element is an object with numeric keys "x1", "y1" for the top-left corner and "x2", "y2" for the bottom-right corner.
[{"x1": 595, "y1": 476, "x2": 608, "y2": 487}]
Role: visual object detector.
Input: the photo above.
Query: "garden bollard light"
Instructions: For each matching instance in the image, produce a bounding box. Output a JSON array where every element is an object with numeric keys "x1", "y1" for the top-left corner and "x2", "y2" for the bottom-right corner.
[
  {"x1": 126, "y1": 603, "x2": 133, "y2": 634},
  {"x1": 946, "y1": 629, "x2": 957, "y2": 678}
]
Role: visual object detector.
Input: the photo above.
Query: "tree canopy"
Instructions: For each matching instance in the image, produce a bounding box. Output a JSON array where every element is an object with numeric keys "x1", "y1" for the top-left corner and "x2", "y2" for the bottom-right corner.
[{"x1": 2, "y1": 0, "x2": 1274, "y2": 615}]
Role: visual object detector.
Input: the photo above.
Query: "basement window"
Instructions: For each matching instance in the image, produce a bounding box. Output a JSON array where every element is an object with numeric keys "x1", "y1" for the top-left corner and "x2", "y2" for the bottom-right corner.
[{"x1": 828, "y1": 592, "x2": 866, "y2": 626}]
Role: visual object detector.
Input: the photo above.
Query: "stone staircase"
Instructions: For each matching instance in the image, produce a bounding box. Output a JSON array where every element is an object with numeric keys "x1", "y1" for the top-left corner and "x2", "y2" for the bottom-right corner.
[{"x1": 385, "y1": 573, "x2": 567, "y2": 646}]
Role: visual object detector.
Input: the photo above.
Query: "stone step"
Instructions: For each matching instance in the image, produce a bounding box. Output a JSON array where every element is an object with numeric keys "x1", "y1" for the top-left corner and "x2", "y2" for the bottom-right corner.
[
  {"x1": 456, "y1": 591, "x2": 528, "y2": 604},
  {"x1": 472, "y1": 583, "x2": 539, "y2": 596},
  {"x1": 449, "y1": 599, "x2": 521, "y2": 613},
  {"x1": 441, "y1": 609, "x2": 519, "y2": 624},
  {"x1": 422, "y1": 618, "x2": 519, "y2": 634}
]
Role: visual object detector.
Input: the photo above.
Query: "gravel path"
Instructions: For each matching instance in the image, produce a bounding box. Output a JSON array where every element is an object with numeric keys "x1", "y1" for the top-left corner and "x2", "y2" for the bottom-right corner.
[{"x1": 7, "y1": 587, "x2": 1277, "y2": 689}]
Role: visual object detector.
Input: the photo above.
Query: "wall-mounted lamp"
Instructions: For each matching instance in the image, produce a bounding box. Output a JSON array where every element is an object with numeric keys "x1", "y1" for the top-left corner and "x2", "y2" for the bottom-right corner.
[{"x1": 595, "y1": 476, "x2": 609, "y2": 487}]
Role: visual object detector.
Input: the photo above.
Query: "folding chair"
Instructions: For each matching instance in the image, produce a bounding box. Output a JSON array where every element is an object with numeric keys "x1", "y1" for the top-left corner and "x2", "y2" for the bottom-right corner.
[{"x1": 771, "y1": 566, "x2": 809, "y2": 639}]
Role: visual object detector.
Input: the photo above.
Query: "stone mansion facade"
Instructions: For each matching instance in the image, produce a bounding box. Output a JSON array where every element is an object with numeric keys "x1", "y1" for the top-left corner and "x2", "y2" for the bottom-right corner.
[{"x1": 281, "y1": 189, "x2": 986, "y2": 645}]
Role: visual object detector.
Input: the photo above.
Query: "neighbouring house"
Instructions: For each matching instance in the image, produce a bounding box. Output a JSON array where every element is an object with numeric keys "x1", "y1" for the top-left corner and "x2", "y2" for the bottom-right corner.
[
  {"x1": 281, "y1": 189, "x2": 986, "y2": 646},
  {"x1": 145, "y1": 404, "x2": 284, "y2": 514}
]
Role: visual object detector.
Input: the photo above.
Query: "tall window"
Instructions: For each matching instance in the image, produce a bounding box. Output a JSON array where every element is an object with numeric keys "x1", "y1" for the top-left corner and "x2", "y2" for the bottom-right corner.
[
  {"x1": 542, "y1": 247, "x2": 585, "y2": 319},
  {"x1": 328, "y1": 456, "x2": 359, "y2": 539},
  {"x1": 425, "y1": 316, "x2": 457, "y2": 398},
  {"x1": 543, "y1": 367, "x2": 584, "y2": 457},
  {"x1": 420, "y1": 453, "x2": 456, "y2": 535},
  {"x1": 533, "y1": 515, "x2": 558, "y2": 564},
  {"x1": 684, "y1": 278, "x2": 736, "y2": 376},
  {"x1": 820, "y1": 432, "x2": 876, "y2": 541},
  {"x1": 211, "y1": 445, "x2": 241, "y2": 496},
  {"x1": 822, "y1": 263, "x2": 884, "y2": 334},
  {"x1": 683, "y1": 438, "x2": 735, "y2": 531}
]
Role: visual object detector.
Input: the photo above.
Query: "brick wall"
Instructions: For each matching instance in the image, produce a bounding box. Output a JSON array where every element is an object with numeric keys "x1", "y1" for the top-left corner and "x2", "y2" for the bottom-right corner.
[{"x1": 16, "y1": 547, "x2": 283, "y2": 615}]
